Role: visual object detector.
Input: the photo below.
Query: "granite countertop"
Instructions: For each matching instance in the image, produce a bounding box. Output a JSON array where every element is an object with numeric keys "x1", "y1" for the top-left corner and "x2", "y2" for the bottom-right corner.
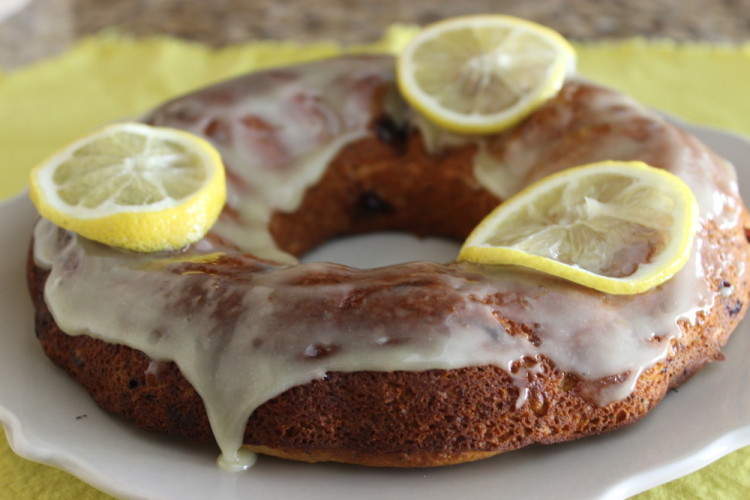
[{"x1": 2, "y1": 0, "x2": 750, "y2": 70}]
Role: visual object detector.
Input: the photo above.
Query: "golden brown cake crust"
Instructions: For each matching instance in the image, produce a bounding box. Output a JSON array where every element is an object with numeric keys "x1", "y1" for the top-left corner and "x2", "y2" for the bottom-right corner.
[
  {"x1": 27, "y1": 149, "x2": 750, "y2": 468},
  {"x1": 26, "y1": 62, "x2": 750, "y2": 467},
  {"x1": 27, "y1": 225, "x2": 748, "y2": 467}
]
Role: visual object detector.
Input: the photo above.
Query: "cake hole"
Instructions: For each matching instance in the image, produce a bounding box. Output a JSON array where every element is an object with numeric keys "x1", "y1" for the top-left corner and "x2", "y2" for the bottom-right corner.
[{"x1": 301, "y1": 232, "x2": 461, "y2": 269}]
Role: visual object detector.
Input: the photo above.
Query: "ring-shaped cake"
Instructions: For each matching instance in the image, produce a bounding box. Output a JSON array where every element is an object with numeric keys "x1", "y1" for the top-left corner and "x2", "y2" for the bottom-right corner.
[{"x1": 28, "y1": 55, "x2": 750, "y2": 468}]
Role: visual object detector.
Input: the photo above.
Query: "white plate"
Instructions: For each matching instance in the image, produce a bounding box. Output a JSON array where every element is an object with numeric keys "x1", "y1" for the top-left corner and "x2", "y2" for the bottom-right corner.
[{"x1": 1, "y1": 121, "x2": 749, "y2": 500}]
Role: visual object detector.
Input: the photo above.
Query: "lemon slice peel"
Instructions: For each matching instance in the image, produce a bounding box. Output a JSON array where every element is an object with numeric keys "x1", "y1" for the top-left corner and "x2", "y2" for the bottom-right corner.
[
  {"x1": 29, "y1": 123, "x2": 227, "y2": 253},
  {"x1": 397, "y1": 14, "x2": 577, "y2": 135},
  {"x1": 458, "y1": 161, "x2": 699, "y2": 295}
]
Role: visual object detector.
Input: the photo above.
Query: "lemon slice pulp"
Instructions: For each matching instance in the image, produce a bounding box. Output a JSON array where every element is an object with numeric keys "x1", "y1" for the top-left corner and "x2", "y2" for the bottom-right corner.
[
  {"x1": 29, "y1": 122, "x2": 226, "y2": 252},
  {"x1": 397, "y1": 14, "x2": 576, "y2": 134},
  {"x1": 458, "y1": 161, "x2": 699, "y2": 294}
]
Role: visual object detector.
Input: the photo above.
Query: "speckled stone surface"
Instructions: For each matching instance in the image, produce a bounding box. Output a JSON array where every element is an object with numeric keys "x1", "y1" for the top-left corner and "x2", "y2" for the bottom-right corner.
[{"x1": 1, "y1": 0, "x2": 750, "y2": 69}]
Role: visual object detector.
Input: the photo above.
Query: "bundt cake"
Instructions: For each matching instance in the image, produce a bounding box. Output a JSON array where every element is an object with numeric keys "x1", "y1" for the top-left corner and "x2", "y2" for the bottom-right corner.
[{"x1": 27, "y1": 54, "x2": 750, "y2": 469}]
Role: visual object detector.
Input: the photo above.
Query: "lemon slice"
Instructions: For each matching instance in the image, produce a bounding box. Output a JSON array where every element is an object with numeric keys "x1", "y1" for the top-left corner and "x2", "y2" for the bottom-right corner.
[
  {"x1": 458, "y1": 161, "x2": 699, "y2": 294},
  {"x1": 29, "y1": 122, "x2": 226, "y2": 252},
  {"x1": 397, "y1": 15, "x2": 576, "y2": 134}
]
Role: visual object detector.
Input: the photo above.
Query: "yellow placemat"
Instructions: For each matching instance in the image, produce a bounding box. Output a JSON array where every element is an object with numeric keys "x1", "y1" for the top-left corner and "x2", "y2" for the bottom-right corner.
[{"x1": 1, "y1": 26, "x2": 749, "y2": 499}]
